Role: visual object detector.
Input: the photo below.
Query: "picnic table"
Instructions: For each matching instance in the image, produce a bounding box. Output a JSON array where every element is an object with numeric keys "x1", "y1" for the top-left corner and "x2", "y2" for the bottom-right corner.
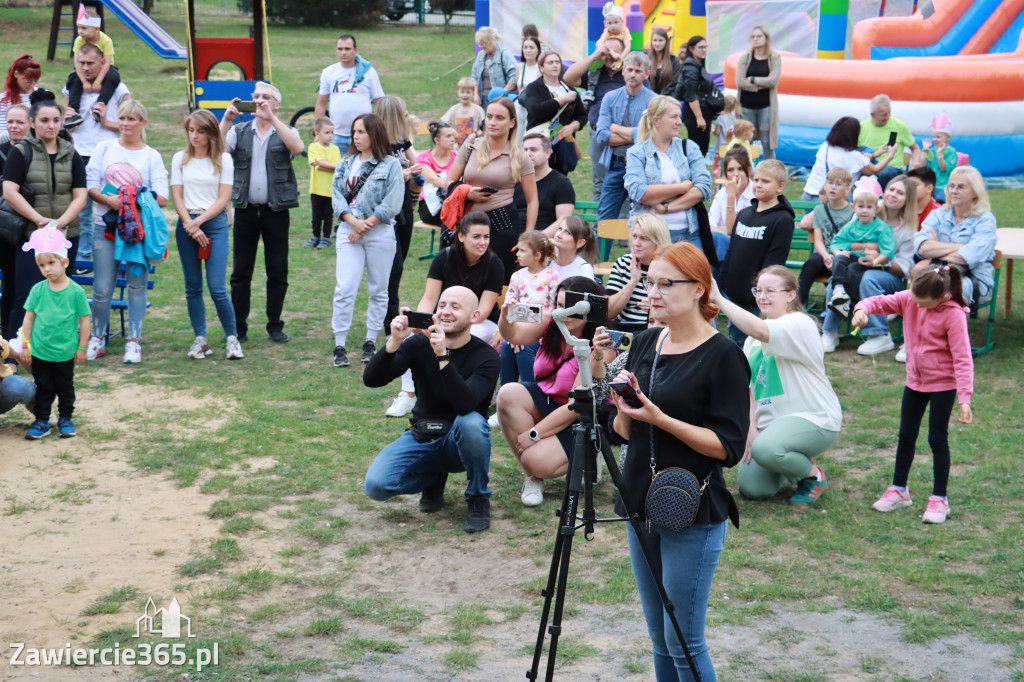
[{"x1": 996, "y1": 227, "x2": 1024, "y2": 317}]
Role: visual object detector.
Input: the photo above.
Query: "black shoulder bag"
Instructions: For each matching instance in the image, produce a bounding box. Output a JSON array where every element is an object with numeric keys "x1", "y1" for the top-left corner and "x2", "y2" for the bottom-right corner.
[
  {"x1": 643, "y1": 332, "x2": 711, "y2": 532},
  {"x1": 0, "y1": 140, "x2": 36, "y2": 246}
]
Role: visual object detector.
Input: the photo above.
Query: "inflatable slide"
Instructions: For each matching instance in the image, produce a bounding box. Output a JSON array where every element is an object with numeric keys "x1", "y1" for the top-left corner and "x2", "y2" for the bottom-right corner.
[
  {"x1": 725, "y1": 0, "x2": 1024, "y2": 177},
  {"x1": 99, "y1": 0, "x2": 186, "y2": 60}
]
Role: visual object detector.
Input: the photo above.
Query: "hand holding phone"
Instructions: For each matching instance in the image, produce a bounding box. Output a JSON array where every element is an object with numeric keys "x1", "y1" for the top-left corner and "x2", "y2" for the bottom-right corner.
[
  {"x1": 406, "y1": 311, "x2": 435, "y2": 329},
  {"x1": 887, "y1": 131, "x2": 898, "y2": 149},
  {"x1": 610, "y1": 381, "x2": 644, "y2": 409},
  {"x1": 235, "y1": 101, "x2": 258, "y2": 113},
  {"x1": 605, "y1": 330, "x2": 633, "y2": 351},
  {"x1": 480, "y1": 186, "x2": 498, "y2": 195},
  {"x1": 508, "y1": 303, "x2": 542, "y2": 324}
]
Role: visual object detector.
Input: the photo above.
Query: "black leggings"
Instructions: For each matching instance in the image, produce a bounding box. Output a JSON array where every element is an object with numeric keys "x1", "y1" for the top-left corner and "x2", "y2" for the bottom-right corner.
[
  {"x1": 310, "y1": 194, "x2": 333, "y2": 239},
  {"x1": 683, "y1": 106, "x2": 711, "y2": 156},
  {"x1": 384, "y1": 189, "x2": 417, "y2": 332},
  {"x1": 485, "y1": 203, "x2": 520, "y2": 285},
  {"x1": 893, "y1": 387, "x2": 956, "y2": 497},
  {"x1": 32, "y1": 356, "x2": 76, "y2": 420}
]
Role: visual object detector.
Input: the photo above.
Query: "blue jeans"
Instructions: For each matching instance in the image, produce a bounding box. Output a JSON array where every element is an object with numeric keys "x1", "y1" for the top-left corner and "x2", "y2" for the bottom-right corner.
[
  {"x1": 628, "y1": 520, "x2": 727, "y2": 681},
  {"x1": 176, "y1": 211, "x2": 237, "y2": 338},
  {"x1": 78, "y1": 196, "x2": 94, "y2": 258},
  {"x1": 598, "y1": 157, "x2": 630, "y2": 259},
  {"x1": 363, "y1": 412, "x2": 492, "y2": 500},
  {"x1": 741, "y1": 106, "x2": 773, "y2": 160},
  {"x1": 0, "y1": 372, "x2": 35, "y2": 415},
  {"x1": 858, "y1": 269, "x2": 904, "y2": 337},
  {"x1": 91, "y1": 234, "x2": 149, "y2": 340},
  {"x1": 333, "y1": 133, "x2": 351, "y2": 152},
  {"x1": 499, "y1": 340, "x2": 538, "y2": 384}
]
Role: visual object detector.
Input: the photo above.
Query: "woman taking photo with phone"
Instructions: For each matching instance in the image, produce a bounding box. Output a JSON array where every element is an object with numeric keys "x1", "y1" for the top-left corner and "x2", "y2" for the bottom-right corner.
[
  {"x1": 611, "y1": 242, "x2": 749, "y2": 681},
  {"x1": 171, "y1": 110, "x2": 241, "y2": 360},
  {"x1": 446, "y1": 97, "x2": 537, "y2": 281}
]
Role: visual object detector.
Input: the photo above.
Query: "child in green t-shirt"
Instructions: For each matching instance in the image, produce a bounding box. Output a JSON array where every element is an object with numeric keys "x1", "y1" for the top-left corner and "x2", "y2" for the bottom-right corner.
[
  {"x1": 828, "y1": 177, "x2": 894, "y2": 318},
  {"x1": 923, "y1": 113, "x2": 957, "y2": 202},
  {"x1": 19, "y1": 227, "x2": 92, "y2": 439}
]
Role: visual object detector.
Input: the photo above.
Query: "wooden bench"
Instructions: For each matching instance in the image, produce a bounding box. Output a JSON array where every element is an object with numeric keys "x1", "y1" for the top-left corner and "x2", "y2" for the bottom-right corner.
[{"x1": 73, "y1": 259, "x2": 155, "y2": 341}]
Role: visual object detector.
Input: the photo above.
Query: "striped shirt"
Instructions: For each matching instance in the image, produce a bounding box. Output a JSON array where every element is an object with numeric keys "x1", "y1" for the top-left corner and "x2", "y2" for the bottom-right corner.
[{"x1": 606, "y1": 253, "x2": 649, "y2": 326}]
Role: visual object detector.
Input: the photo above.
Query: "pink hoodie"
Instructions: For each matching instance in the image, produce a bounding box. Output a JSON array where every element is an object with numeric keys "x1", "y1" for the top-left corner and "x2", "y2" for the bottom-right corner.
[{"x1": 855, "y1": 290, "x2": 973, "y2": 404}]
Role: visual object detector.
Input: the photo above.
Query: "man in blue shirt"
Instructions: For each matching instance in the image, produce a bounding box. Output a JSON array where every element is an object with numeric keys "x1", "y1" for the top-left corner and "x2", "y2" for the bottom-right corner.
[{"x1": 596, "y1": 52, "x2": 656, "y2": 233}]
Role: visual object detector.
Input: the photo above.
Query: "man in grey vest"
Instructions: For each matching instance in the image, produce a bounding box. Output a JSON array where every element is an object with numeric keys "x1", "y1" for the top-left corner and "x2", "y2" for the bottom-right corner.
[{"x1": 220, "y1": 82, "x2": 304, "y2": 343}]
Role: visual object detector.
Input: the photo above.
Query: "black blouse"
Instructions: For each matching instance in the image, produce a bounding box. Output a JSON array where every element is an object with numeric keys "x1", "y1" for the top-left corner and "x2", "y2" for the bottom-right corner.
[{"x1": 614, "y1": 327, "x2": 750, "y2": 527}]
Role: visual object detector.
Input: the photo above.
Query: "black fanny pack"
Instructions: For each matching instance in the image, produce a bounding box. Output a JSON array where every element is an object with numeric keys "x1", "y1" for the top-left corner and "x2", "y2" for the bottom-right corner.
[{"x1": 409, "y1": 418, "x2": 453, "y2": 443}]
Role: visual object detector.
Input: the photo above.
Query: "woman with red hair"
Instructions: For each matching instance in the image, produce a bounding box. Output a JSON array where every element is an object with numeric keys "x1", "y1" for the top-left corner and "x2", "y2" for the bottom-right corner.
[
  {"x1": 1, "y1": 54, "x2": 40, "y2": 144},
  {"x1": 610, "y1": 241, "x2": 749, "y2": 680}
]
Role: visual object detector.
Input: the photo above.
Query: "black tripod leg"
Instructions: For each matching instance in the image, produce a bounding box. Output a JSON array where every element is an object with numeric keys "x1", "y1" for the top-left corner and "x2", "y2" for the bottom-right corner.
[
  {"x1": 527, "y1": 423, "x2": 588, "y2": 681},
  {"x1": 597, "y1": 433, "x2": 704, "y2": 681}
]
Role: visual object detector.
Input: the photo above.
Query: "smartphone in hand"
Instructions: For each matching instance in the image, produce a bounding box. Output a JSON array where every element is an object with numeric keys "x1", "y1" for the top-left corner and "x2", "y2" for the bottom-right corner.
[
  {"x1": 479, "y1": 186, "x2": 499, "y2": 194},
  {"x1": 887, "y1": 131, "x2": 898, "y2": 149},
  {"x1": 508, "y1": 303, "x2": 543, "y2": 324},
  {"x1": 610, "y1": 381, "x2": 643, "y2": 409},
  {"x1": 606, "y1": 330, "x2": 633, "y2": 350},
  {"x1": 406, "y1": 311, "x2": 434, "y2": 329},
  {"x1": 235, "y1": 101, "x2": 258, "y2": 113}
]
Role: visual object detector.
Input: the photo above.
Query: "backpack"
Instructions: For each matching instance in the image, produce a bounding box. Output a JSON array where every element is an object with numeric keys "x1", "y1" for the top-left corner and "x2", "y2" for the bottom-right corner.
[
  {"x1": 138, "y1": 189, "x2": 168, "y2": 263},
  {"x1": 116, "y1": 186, "x2": 144, "y2": 245}
]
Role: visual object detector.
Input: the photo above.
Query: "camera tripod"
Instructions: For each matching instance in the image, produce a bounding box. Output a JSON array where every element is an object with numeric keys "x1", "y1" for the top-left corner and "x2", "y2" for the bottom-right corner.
[{"x1": 526, "y1": 300, "x2": 701, "y2": 681}]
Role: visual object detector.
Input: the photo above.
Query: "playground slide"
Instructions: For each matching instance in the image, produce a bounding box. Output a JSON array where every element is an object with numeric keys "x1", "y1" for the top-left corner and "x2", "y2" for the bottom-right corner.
[
  {"x1": 854, "y1": 0, "x2": 1005, "y2": 60},
  {"x1": 986, "y1": 1, "x2": 1024, "y2": 52},
  {"x1": 99, "y1": 0, "x2": 186, "y2": 60}
]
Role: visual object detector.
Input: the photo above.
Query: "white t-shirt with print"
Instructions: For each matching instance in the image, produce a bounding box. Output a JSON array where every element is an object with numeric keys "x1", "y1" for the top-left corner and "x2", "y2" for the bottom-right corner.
[
  {"x1": 318, "y1": 62, "x2": 385, "y2": 135},
  {"x1": 743, "y1": 312, "x2": 843, "y2": 432},
  {"x1": 86, "y1": 140, "x2": 169, "y2": 219}
]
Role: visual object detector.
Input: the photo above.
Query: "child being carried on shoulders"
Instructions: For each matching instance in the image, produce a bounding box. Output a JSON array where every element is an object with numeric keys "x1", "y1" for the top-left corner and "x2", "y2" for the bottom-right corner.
[
  {"x1": 19, "y1": 227, "x2": 91, "y2": 440},
  {"x1": 65, "y1": 6, "x2": 120, "y2": 127}
]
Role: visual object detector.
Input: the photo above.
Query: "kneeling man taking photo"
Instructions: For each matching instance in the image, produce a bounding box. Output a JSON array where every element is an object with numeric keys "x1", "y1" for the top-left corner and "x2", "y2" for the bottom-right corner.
[{"x1": 362, "y1": 286, "x2": 500, "y2": 532}]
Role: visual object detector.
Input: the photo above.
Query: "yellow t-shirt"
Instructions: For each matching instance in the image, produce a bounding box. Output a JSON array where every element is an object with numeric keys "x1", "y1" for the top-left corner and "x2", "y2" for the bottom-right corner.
[
  {"x1": 73, "y1": 32, "x2": 115, "y2": 65},
  {"x1": 308, "y1": 141, "x2": 341, "y2": 197}
]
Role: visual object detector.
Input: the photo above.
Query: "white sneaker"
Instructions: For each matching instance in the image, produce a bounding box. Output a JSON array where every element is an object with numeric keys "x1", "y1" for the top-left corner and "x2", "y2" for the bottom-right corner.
[
  {"x1": 895, "y1": 344, "x2": 907, "y2": 363},
  {"x1": 86, "y1": 336, "x2": 105, "y2": 360},
  {"x1": 857, "y1": 334, "x2": 895, "y2": 356},
  {"x1": 385, "y1": 391, "x2": 416, "y2": 418},
  {"x1": 521, "y1": 475, "x2": 544, "y2": 506},
  {"x1": 123, "y1": 341, "x2": 142, "y2": 364},
  {"x1": 822, "y1": 331, "x2": 839, "y2": 353},
  {"x1": 188, "y1": 336, "x2": 211, "y2": 359},
  {"x1": 487, "y1": 413, "x2": 500, "y2": 429},
  {"x1": 226, "y1": 335, "x2": 244, "y2": 360}
]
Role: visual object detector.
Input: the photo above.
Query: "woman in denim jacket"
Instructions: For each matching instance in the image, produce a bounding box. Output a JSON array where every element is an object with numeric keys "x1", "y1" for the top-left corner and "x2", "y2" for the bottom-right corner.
[
  {"x1": 330, "y1": 113, "x2": 405, "y2": 368},
  {"x1": 624, "y1": 95, "x2": 712, "y2": 247},
  {"x1": 471, "y1": 27, "x2": 516, "y2": 104}
]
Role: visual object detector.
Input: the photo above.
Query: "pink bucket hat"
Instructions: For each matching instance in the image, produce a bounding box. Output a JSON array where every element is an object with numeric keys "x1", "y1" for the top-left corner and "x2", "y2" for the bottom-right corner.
[
  {"x1": 852, "y1": 176, "x2": 883, "y2": 201},
  {"x1": 931, "y1": 113, "x2": 952, "y2": 135},
  {"x1": 22, "y1": 227, "x2": 71, "y2": 259}
]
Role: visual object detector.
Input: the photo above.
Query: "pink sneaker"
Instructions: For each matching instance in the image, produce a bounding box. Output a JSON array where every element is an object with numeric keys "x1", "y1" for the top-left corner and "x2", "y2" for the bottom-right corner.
[
  {"x1": 871, "y1": 486, "x2": 912, "y2": 512},
  {"x1": 922, "y1": 495, "x2": 950, "y2": 524}
]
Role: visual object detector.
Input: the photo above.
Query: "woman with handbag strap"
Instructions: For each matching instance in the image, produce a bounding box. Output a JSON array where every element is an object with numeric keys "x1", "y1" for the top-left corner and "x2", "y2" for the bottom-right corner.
[
  {"x1": 0, "y1": 103, "x2": 32, "y2": 336},
  {"x1": 446, "y1": 97, "x2": 536, "y2": 283},
  {"x1": 670, "y1": 36, "x2": 716, "y2": 156},
  {"x1": 517, "y1": 50, "x2": 587, "y2": 175},
  {"x1": 611, "y1": 242, "x2": 749, "y2": 681},
  {"x1": 2, "y1": 92, "x2": 87, "y2": 338}
]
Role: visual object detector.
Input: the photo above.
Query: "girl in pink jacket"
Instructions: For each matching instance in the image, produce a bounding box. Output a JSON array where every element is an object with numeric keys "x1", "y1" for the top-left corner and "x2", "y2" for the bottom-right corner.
[{"x1": 851, "y1": 265, "x2": 973, "y2": 524}]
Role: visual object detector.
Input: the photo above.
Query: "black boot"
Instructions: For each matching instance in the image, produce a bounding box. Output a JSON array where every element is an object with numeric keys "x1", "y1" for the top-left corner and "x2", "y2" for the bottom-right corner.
[
  {"x1": 419, "y1": 473, "x2": 448, "y2": 513},
  {"x1": 464, "y1": 495, "x2": 490, "y2": 533}
]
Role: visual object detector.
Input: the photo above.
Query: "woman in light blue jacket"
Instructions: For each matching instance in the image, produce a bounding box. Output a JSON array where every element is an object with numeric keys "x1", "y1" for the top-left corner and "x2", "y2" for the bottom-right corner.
[
  {"x1": 330, "y1": 113, "x2": 405, "y2": 368},
  {"x1": 471, "y1": 27, "x2": 517, "y2": 104},
  {"x1": 625, "y1": 95, "x2": 712, "y2": 247}
]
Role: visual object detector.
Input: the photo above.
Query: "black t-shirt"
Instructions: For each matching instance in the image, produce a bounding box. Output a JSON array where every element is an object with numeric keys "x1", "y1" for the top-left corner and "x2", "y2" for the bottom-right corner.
[
  {"x1": 513, "y1": 169, "x2": 575, "y2": 232},
  {"x1": 426, "y1": 247, "x2": 505, "y2": 323},
  {"x1": 363, "y1": 333, "x2": 500, "y2": 427},
  {"x1": 740, "y1": 57, "x2": 771, "y2": 110},
  {"x1": 0, "y1": 141, "x2": 13, "y2": 178},
  {"x1": 615, "y1": 328, "x2": 750, "y2": 526},
  {"x1": 2, "y1": 142, "x2": 87, "y2": 191}
]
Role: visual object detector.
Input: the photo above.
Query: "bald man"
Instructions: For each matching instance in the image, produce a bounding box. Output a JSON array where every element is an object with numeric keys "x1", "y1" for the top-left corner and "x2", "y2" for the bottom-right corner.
[{"x1": 362, "y1": 286, "x2": 500, "y2": 533}]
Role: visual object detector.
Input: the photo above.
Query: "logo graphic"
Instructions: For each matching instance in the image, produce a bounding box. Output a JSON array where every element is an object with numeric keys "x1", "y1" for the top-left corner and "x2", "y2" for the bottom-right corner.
[{"x1": 135, "y1": 597, "x2": 196, "y2": 639}]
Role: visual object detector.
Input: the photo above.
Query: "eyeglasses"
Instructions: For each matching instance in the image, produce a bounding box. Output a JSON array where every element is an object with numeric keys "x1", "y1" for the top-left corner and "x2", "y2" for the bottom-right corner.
[
  {"x1": 751, "y1": 287, "x2": 785, "y2": 298},
  {"x1": 641, "y1": 275, "x2": 697, "y2": 291},
  {"x1": 251, "y1": 93, "x2": 276, "y2": 101}
]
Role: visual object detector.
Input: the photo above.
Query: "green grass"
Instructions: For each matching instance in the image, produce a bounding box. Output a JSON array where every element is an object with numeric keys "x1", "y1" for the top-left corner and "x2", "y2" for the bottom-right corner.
[
  {"x1": 81, "y1": 585, "x2": 140, "y2": 616},
  {"x1": 2, "y1": 8, "x2": 1023, "y2": 680}
]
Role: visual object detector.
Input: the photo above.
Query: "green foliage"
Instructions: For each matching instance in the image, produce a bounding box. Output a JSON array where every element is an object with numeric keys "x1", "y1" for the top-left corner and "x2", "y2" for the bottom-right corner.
[{"x1": 266, "y1": 0, "x2": 386, "y2": 28}]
